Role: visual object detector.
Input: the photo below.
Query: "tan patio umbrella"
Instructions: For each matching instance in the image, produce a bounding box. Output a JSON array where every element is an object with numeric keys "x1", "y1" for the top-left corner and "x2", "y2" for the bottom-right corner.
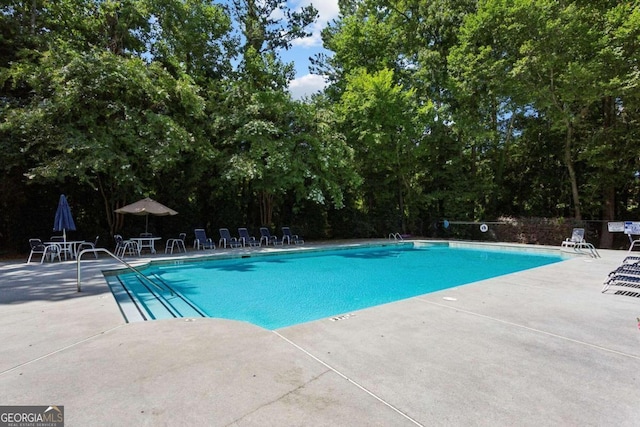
[{"x1": 114, "y1": 197, "x2": 178, "y2": 233}]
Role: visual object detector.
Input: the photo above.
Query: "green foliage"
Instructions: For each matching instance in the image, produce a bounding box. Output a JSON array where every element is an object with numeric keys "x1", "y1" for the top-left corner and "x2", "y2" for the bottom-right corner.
[
  {"x1": 231, "y1": 0, "x2": 318, "y2": 53},
  {"x1": 337, "y1": 67, "x2": 433, "y2": 233},
  {"x1": 213, "y1": 81, "x2": 359, "y2": 226},
  {"x1": 6, "y1": 50, "x2": 201, "y2": 185},
  {"x1": 147, "y1": 0, "x2": 232, "y2": 81},
  {"x1": 231, "y1": 0, "x2": 317, "y2": 90},
  {"x1": 448, "y1": 0, "x2": 640, "y2": 221}
]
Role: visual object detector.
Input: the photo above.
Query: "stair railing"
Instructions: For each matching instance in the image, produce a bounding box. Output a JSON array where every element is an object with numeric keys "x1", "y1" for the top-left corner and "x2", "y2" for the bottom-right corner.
[{"x1": 76, "y1": 248, "x2": 170, "y2": 294}]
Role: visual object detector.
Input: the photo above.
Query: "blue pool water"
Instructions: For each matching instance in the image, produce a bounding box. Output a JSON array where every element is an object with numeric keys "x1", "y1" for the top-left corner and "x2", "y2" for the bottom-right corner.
[{"x1": 110, "y1": 243, "x2": 564, "y2": 329}]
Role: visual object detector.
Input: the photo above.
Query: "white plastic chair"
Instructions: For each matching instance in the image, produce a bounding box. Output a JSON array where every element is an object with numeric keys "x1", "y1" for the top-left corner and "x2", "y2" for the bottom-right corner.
[
  {"x1": 27, "y1": 239, "x2": 61, "y2": 264},
  {"x1": 114, "y1": 235, "x2": 140, "y2": 257},
  {"x1": 78, "y1": 236, "x2": 100, "y2": 259},
  {"x1": 165, "y1": 233, "x2": 186, "y2": 254},
  {"x1": 49, "y1": 235, "x2": 73, "y2": 260}
]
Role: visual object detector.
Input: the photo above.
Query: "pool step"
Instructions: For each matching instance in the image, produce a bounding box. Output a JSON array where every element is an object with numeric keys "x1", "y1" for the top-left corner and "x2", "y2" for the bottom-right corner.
[{"x1": 105, "y1": 274, "x2": 205, "y2": 322}]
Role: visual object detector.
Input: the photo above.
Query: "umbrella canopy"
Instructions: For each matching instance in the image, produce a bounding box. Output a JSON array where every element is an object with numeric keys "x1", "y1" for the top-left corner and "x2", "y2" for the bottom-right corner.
[
  {"x1": 114, "y1": 197, "x2": 178, "y2": 233},
  {"x1": 53, "y1": 194, "x2": 76, "y2": 240}
]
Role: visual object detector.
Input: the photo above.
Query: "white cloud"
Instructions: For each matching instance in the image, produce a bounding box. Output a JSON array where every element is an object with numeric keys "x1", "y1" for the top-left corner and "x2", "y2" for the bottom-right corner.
[
  {"x1": 288, "y1": 73, "x2": 328, "y2": 100},
  {"x1": 291, "y1": 34, "x2": 322, "y2": 48},
  {"x1": 284, "y1": 1, "x2": 337, "y2": 97},
  {"x1": 269, "y1": 7, "x2": 286, "y2": 21},
  {"x1": 308, "y1": 0, "x2": 340, "y2": 23},
  {"x1": 289, "y1": 0, "x2": 339, "y2": 48}
]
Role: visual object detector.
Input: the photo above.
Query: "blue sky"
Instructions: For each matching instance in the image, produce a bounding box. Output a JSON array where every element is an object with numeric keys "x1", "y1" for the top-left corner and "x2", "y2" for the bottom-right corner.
[{"x1": 277, "y1": 0, "x2": 339, "y2": 99}]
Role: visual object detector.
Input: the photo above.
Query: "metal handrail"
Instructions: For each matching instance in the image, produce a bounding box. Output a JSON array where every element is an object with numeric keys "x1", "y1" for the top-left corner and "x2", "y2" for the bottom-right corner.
[
  {"x1": 76, "y1": 248, "x2": 170, "y2": 295},
  {"x1": 388, "y1": 232, "x2": 404, "y2": 241}
]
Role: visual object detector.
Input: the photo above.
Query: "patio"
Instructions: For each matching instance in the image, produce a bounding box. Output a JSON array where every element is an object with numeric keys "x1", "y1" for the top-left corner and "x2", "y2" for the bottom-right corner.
[{"x1": 0, "y1": 242, "x2": 638, "y2": 426}]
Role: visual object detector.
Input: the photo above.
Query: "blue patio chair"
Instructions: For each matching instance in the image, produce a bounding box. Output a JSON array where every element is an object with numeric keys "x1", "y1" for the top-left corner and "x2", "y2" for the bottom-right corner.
[
  {"x1": 238, "y1": 228, "x2": 261, "y2": 247},
  {"x1": 194, "y1": 228, "x2": 215, "y2": 250},
  {"x1": 259, "y1": 227, "x2": 282, "y2": 246},
  {"x1": 602, "y1": 259, "x2": 640, "y2": 293},
  {"x1": 282, "y1": 227, "x2": 304, "y2": 245},
  {"x1": 219, "y1": 228, "x2": 241, "y2": 248}
]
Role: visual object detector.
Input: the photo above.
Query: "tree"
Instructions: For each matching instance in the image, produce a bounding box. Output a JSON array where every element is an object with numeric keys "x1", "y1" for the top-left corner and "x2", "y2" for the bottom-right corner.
[
  {"x1": 450, "y1": 0, "x2": 640, "y2": 223},
  {"x1": 0, "y1": 0, "x2": 220, "y2": 238},
  {"x1": 337, "y1": 67, "x2": 432, "y2": 234},
  {"x1": 2, "y1": 49, "x2": 205, "y2": 235},
  {"x1": 313, "y1": 7, "x2": 400, "y2": 96},
  {"x1": 146, "y1": 0, "x2": 233, "y2": 82},
  {"x1": 230, "y1": 0, "x2": 318, "y2": 90},
  {"x1": 213, "y1": 81, "x2": 358, "y2": 227}
]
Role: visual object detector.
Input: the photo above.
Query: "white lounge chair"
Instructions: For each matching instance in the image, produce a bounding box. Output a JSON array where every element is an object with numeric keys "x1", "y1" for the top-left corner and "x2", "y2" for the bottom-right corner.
[
  {"x1": 561, "y1": 228, "x2": 599, "y2": 258},
  {"x1": 602, "y1": 258, "x2": 640, "y2": 293}
]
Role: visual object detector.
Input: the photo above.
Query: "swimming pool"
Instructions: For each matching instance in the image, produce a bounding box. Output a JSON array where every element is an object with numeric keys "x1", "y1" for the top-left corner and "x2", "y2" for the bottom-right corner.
[{"x1": 106, "y1": 242, "x2": 565, "y2": 329}]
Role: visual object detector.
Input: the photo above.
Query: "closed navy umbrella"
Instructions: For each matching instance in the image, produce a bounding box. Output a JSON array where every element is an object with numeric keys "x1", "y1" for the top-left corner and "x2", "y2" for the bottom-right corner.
[{"x1": 53, "y1": 194, "x2": 76, "y2": 241}]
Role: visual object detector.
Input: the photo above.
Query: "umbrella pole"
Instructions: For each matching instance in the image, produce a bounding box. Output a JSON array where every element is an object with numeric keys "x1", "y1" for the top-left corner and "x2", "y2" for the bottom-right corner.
[{"x1": 145, "y1": 215, "x2": 149, "y2": 233}]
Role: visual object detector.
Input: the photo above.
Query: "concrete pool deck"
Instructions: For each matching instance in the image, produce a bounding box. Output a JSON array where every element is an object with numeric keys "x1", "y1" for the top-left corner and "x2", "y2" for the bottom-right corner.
[{"x1": 0, "y1": 241, "x2": 639, "y2": 426}]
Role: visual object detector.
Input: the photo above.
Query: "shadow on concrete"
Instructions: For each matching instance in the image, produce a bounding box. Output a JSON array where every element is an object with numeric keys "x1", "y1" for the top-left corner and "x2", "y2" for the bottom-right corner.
[{"x1": 0, "y1": 259, "x2": 117, "y2": 304}]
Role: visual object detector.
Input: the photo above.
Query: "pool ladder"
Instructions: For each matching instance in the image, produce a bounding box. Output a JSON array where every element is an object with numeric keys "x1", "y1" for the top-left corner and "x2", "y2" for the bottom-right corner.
[{"x1": 389, "y1": 232, "x2": 404, "y2": 241}]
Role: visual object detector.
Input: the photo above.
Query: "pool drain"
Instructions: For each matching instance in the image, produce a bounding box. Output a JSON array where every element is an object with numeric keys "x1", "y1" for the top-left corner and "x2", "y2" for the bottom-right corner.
[{"x1": 330, "y1": 313, "x2": 356, "y2": 322}]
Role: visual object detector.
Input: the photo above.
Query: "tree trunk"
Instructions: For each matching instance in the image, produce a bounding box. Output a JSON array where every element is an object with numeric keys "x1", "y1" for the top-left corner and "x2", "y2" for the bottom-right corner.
[
  {"x1": 564, "y1": 120, "x2": 581, "y2": 220},
  {"x1": 493, "y1": 112, "x2": 516, "y2": 214},
  {"x1": 599, "y1": 96, "x2": 616, "y2": 249},
  {"x1": 398, "y1": 177, "x2": 406, "y2": 234},
  {"x1": 99, "y1": 176, "x2": 124, "y2": 243},
  {"x1": 600, "y1": 185, "x2": 615, "y2": 249},
  {"x1": 259, "y1": 190, "x2": 273, "y2": 226}
]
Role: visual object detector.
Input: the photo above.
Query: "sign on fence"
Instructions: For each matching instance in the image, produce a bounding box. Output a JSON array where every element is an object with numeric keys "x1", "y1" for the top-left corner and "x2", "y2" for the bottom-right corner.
[
  {"x1": 624, "y1": 221, "x2": 640, "y2": 235},
  {"x1": 608, "y1": 222, "x2": 625, "y2": 232}
]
